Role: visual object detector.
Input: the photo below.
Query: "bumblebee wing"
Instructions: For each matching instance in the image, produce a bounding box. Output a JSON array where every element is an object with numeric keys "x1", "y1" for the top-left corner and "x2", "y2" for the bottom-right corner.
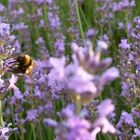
[
  {"x1": 5, "y1": 58, "x2": 19, "y2": 73},
  {"x1": 6, "y1": 65, "x2": 19, "y2": 73},
  {"x1": 32, "y1": 60, "x2": 37, "y2": 68}
]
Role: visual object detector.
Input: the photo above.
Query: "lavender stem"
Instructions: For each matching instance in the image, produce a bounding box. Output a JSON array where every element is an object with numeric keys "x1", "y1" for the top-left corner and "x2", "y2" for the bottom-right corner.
[{"x1": 0, "y1": 100, "x2": 3, "y2": 126}]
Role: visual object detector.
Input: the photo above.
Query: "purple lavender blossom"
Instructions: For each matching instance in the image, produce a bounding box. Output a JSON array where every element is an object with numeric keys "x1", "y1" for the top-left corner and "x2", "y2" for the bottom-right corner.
[
  {"x1": 34, "y1": 87, "x2": 46, "y2": 99},
  {"x1": 49, "y1": 57, "x2": 66, "y2": 80},
  {"x1": 120, "y1": 112, "x2": 136, "y2": 126},
  {"x1": 12, "y1": 7, "x2": 24, "y2": 19},
  {"x1": 0, "y1": 23, "x2": 18, "y2": 100},
  {"x1": 112, "y1": 0, "x2": 135, "y2": 12},
  {"x1": 119, "y1": 16, "x2": 140, "y2": 136},
  {"x1": 0, "y1": 23, "x2": 11, "y2": 48},
  {"x1": 54, "y1": 39, "x2": 65, "y2": 53},
  {"x1": 0, "y1": 3, "x2": 5, "y2": 12},
  {"x1": 118, "y1": 22, "x2": 125, "y2": 29},
  {"x1": 36, "y1": 0, "x2": 52, "y2": 5},
  {"x1": 0, "y1": 23, "x2": 10, "y2": 37},
  {"x1": 131, "y1": 108, "x2": 140, "y2": 119},
  {"x1": 61, "y1": 104, "x2": 75, "y2": 118},
  {"x1": 39, "y1": 19, "x2": 45, "y2": 28},
  {"x1": 26, "y1": 109, "x2": 38, "y2": 122},
  {"x1": 97, "y1": 40, "x2": 108, "y2": 50},
  {"x1": 66, "y1": 66, "x2": 97, "y2": 94},
  {"x1": 48, "y1": 57, "x2": 65, "y2": 99},
  {"x1": 66, "y1": 116, "x2": 91, "y2": 140},
  {"x1": 48, "y1": 40, "x2": 119, "y2": 103},
  {"x1": 8, "y1": 75, "x2": 18, "y2": 90},
  {"x1": 97, "y1": 99, "x2": 115, "y2": 116},
  {"x1": 45, "y1": 99, "x2": 116, "y2": 140},
  {"x1": 44, "y1": 118, "x2": 57, "y2": 128},
  {"x1": 133, "y1": 128, "x2": 140, "y2": 138},
  {"x1": 0, "y1": 123, "x2": 17, "y2": 140},
  {"x1": 47, "y1": 12, "x2": 61, "y2": 30},
  {"x1": 119, "y1": 39, "x2": 130, "y2": 50},
  {"x1": 93, "y1": 99, "x2": 116, "y2": 134},
  {"x1": 10, "y1": 89, "x2": 25, "y2": 104},
  {"x1": 116, "y1": 111, "x2": 137, "y2": 139},
  {"x1": 99, "y1": 34, "x2": 110, "y2": 45},
  {"x1": 99, "y1": 67, "x2": 119, "y2": 90},
  {"x1": 12, "y1": 23, "x2": 28, "y2": 31},
  {"x1": 86, "y1": 28, "x2": 97, "y2": 39},
  {"x1": 35, "y1": 37, "x2": 45, "y2": 47},
  {"x1": 36, "y1": 0, "x2": 44, "y2": 5}
]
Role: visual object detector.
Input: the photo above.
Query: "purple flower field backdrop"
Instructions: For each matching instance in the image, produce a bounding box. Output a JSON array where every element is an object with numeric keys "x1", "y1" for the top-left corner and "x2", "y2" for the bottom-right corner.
[{"x1": 0, "y1": 0, "x2": 140, "y2": 140}]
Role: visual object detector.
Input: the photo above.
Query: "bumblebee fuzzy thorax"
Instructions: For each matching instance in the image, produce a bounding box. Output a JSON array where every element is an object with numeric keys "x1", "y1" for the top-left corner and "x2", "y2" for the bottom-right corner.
[
  {"x1": 16, "y1": 55, "x2": 31, "y2": 66},
  {"x1": 24, "y1": 55, "x2": 31, "y2": 66}
]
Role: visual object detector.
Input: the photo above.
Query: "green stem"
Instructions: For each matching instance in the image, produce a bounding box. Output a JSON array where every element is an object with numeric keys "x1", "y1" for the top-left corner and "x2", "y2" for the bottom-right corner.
[
  {"x1": 75, "y1": 0, "x2": 85, "y2": 44},
  {"x1": 79, "y1": 7, "x2": 89, "y2": 27},
  {"x1": 75, "y1": 95, "x2": 81, "y2": 114},
  {"x1": 0, "y1": 100, "x2": 3, "y2": 126},
  {"x1": 18, "y1": 112, "x2": 24, "y2": 140},
  {"x1": 99, "y1": 95, "x2": 102, "y2": 101},
  {"x1": 39, "y1": 121, "x2": 43, "y2": 140},
  {"x1": 19, "y1": 125, "x2": 24, "y2": 140},
  {"x1": 11, "y1": 105, "x2": 17, "y2": 140},
  {"x1": 31, "y1": 124, "x2": 36, "y2": 140}
]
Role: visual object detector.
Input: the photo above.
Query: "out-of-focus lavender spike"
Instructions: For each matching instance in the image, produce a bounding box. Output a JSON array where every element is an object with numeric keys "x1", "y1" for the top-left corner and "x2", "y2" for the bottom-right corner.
[
  {"x1": 49, "y1": 40, "x2": 119, "y2": 103},
  {"x1": 8, "y1": 75, "x2": 18, "y2": 90},
  {"x1": 26, "y1": 109, "x2": 38, "y2": 122},
  {"x1": 45, "y1": 99, "x2": 116, "y2": 140},
  {"x1": 0, "y1": 123, "x2": 17, "y2": 140}
]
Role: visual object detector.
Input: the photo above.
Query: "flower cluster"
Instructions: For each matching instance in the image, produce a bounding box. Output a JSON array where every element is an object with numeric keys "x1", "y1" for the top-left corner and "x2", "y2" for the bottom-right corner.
[
  {"x1": 0, "y1": 23, "x2": 19, "y2": 99},
  {"x1": 44, "y1": 99, "x2": 115, "y2": 140},
  {"x1": 117, "y1": 15, "x2": 140, "y2": 139},
  {"x1": 49, "y1": 40, "x2": 119, "y2": 103},
  {"x1": 0, "y1": 123, "x2": 17, "y2": 140}
]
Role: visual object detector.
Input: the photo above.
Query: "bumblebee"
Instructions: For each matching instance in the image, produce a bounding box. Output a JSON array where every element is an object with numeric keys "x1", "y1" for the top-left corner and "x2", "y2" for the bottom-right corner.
[{"x1": 7, "y1": 54, "x2": 36, "y2": 79}]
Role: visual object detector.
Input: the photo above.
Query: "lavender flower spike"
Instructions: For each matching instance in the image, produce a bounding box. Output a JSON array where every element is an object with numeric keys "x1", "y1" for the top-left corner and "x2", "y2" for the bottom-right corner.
[
  {"x1": 45, "y1": 100, "x2": 116, "y2": 140},
  {"x1": 119, "y1": 39, "x2": 130, "y2": 50},
  {"x1": 8, "y1": 75, "x2": 18, "y2": 90},
  {"x1": 49, "y1": 57, "x2": 66, "y2": 80},
  {"x1": 97, "y1": 99, "x2": 115, "y2": 116},
  {"x1": 0, "y1": 123, "x2": 17, "y2": 140},
  {"x1": 99, "y1": 67, "x2": 119, "y2": 90},
  {"x1": 90, "y1": 127, "x2": 101, "y2": 140},
  {"x1": 93, "y1": 99, "x2": 116, "y2": 134}
]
